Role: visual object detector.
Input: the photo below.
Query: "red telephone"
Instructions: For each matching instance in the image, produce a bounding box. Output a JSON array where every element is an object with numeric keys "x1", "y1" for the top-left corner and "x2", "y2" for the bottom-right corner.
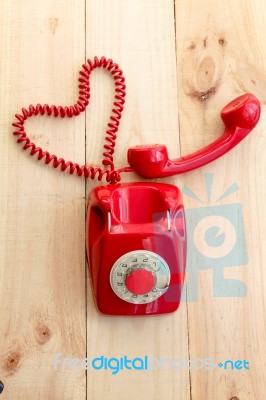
[
  {"x1": 87, "y1": 93, "x2": 260, "y2": 316},
  {"x1": 12, "y1": 58, "x2": 261, "y2": 316}
]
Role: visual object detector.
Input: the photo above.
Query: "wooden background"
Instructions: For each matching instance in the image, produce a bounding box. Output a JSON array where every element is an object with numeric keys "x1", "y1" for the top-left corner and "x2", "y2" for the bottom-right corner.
[{"x1": 0, "y1": 0, "x2": 266, "y2": 399}]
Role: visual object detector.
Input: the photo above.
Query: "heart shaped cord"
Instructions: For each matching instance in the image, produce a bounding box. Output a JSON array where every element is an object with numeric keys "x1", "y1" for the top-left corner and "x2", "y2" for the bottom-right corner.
[{"x1": 12, "y1": 56, "x2": 132, "y2": 183}]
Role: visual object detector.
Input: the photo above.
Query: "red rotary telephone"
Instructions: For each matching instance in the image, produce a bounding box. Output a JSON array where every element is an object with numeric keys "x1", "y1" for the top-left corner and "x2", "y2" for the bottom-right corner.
[{"x1": 12, "y1": 57, "x2": 261, "y2": 316}]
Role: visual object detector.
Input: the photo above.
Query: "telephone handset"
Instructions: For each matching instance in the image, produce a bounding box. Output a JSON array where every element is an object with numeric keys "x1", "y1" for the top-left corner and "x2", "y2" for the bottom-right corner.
[
  {"x1": 127, "y1": 94, "x2": 260, "y2": 178},
  {"x1": 12, "y1": 57, "x2": 261, "y2": 316}
]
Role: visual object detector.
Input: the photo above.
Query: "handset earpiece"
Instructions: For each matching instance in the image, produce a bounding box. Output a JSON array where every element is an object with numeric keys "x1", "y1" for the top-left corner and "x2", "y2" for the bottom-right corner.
[{"x1": 127, "y1": 94, "x2": 261, "y2": 178}]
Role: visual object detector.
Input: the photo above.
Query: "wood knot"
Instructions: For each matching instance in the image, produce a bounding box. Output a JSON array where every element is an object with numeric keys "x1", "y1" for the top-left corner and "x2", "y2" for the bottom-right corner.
[
  {"x1": 3, "y1": 351, "x2": 21, "y2": 372},
  {"x1": 219, "y1": 37, "x2": 227, "y2": 47},
  {"x1": 197, "y1": 56, "x2": 216, "y2": 90},
  {"x1": 48, "y1": 18, "x2": 59, "y2": 34},
  {"x1": 35, "y1": 321, "x2": 52, "y2": 344},
  {"x1": 0, "y1": 381, "x2": 4, "y2": 394},
  {"x1": 229, "y1": 397, "x2": 240, "y2": 400},
  {"x1": 189, "y1": 87, "x2": 216, "y2": 103},
  {"x1": 188, "y1": 42, "x2": 196, "y2": 50}
]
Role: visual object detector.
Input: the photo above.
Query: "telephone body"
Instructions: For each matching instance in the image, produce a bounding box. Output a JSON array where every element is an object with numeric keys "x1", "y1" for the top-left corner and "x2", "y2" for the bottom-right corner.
[{"x1": 87, "y1": 183, "x2": 186, "y2": 315}]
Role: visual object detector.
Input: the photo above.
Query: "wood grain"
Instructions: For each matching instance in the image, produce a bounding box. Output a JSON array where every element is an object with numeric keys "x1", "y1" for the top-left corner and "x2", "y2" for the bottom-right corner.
[
  {"x1": 175, "y1": 1, "x2": 266, "y2": 399},
  {"x1": 0, "y1": 0, "x2": 265, "y2": 399},
  {"x1": 0, "y1": 1, "x2": 86, "y2": 399}
]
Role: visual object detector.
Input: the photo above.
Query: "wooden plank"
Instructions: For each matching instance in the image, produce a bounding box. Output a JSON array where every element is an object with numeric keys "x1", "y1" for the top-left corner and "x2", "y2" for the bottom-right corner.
[
  {"x1": 175, "y1": 1, "x2": 266, "y2": 399},
  {"x1": 85, "y1": 1, "x2": 189, "y2": 399},
  {"x1": 0, "y1": 1, "x2": 86, "y2": 399}
]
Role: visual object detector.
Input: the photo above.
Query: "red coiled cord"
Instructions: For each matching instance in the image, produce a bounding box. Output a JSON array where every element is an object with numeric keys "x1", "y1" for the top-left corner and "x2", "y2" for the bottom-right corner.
[{"x1": 12, "y1": 56, "x2": 132, "y2": 183}]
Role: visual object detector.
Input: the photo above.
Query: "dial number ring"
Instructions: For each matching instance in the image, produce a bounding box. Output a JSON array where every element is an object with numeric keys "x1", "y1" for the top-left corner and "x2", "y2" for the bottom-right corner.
[{"x1": 110, "y1": 250, "x2": 171, "y2": 304}]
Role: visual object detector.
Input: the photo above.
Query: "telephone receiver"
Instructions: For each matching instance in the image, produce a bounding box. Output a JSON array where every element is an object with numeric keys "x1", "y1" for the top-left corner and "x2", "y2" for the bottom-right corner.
[{"x1": 127, "y1": 94, "x2": 261, "y2": 178}]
